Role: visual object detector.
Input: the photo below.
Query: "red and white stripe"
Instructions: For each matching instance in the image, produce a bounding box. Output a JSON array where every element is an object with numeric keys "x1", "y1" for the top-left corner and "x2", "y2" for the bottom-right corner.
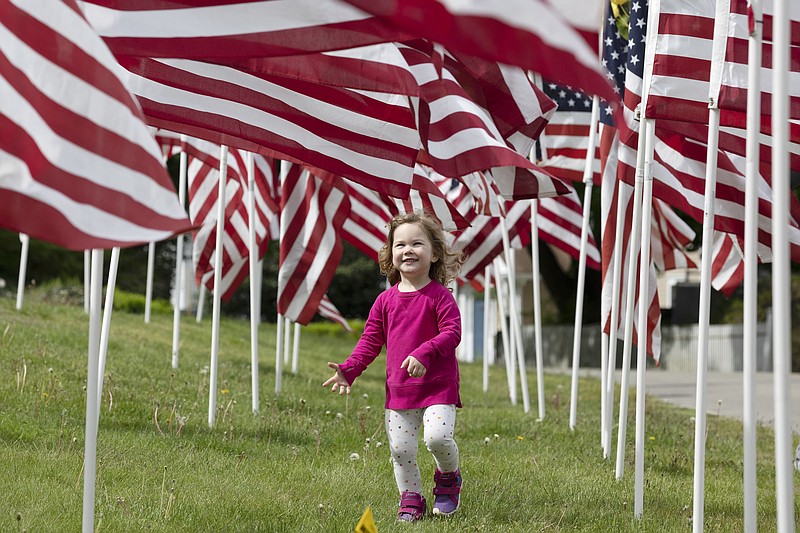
[
  {"x1": 340, "y1": 178, "x2": 395, "y2": 261},
  {"x1": 618, "y1": 131, "x2": 800, "y2": 263},
  {"x1": 343, "y1": 0, "x2": 617, "y2": 103},
  {"x1": 117, "y1": 56, "x2": 420, "y2": 198},
  {"x1": 716, "y1": 0, "x2": 800, "y2": 120},
  {"x1": 0, "y1": 0, "x2": 190, "y2": 250},
  {"x1": 399, "y1": 44, "x2": 568, "y2": 200},
  {"x1": 537, "y1": 185, "x2": 601, "y2": 271},
  {"x1": 278, "y1": 163, "x2": 350, "y2": 324},
  {"x1": 79, "y1": 0, "x2": 410, "y2": 59},
  {"x1": 188, "y1": 142, "x2": 277, "y2": 300},
  {"x1": 225, "y1": 43, "x2": 421, "y2": 96},
  {"x1": 710, "y1": 232, "x2": 745, "y2": 298},
  {"x1": 538, "y1": 95, "x2": 601, "y2": 184},
  {"x1": 392, "y1": 165, "x2": 470, "y2": 231},
  {"x1": 599, "y1": 176, "x2": 663, "y2": 362},
  {"x1": 642, "y1": 0, "x2": 800, "y2": 168},
  {"x1": 650, "y1": 200, "x2": 697, "y2": 271},
  {"x1": 317, "y1": 294, "x2": 353, "y2": 332}
]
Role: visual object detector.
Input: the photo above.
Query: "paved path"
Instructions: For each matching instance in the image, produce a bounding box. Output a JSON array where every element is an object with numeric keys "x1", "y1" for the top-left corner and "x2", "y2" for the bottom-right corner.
[
  {"x1": 642, "y1": 370, "x2": 800, "y2": 435},
  {"x1": 566, "y1": 368, "x2": 800, "y2": 433}
]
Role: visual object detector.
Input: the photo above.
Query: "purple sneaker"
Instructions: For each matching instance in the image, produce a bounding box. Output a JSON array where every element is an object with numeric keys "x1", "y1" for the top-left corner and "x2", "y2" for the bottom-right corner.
[
  {"x1": 432, "y1": 469, "x2": 462, "y2": 516},
  {"x1": 397, "y1": 491, "x2": 426, "y2": 522}
]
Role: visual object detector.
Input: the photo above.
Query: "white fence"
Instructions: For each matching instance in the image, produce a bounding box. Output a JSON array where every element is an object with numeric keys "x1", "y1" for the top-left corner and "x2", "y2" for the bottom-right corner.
[{"x1": 511, "y1": 322, "x2": 772, "y2": 373}]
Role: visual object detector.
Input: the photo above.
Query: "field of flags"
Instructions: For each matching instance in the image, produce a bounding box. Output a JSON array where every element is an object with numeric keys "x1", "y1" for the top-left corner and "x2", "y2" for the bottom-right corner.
[{"x1": 0, "y1": 0, "x2": 797, "y2": 532}]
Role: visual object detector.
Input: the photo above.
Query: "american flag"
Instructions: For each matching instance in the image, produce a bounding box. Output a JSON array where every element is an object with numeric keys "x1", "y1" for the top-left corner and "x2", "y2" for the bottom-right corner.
[
  {"x1": 538, "y1": 185, "x2": 602, "y2": 271},
  {"x1": 79, "y1": 0, "x2": 411, "y2": 59},
  {"x1": 117, "y1": 55, "x2": 420, "y2": 198},
  {"x1": 0, "y1": 0, "x2": 191, "y2": 250},
  {"x1": 398, "y1": 43, "x2": 565, "y2": 199},
  {"x1": 339, "y1": 178, "x2": 395, "y2": 262},
  {"x1": 538, "y1": 83, "x2": 601, "y2": 185},
  {"x1": 342, "y1": 0, "x2": 617, "y2": 104},
  {"x1": 278, "y1": 163, "x2": 349, "y2": 325},
  {"x1": 185, "y1": 140, "x2": 277, "y2": 300},
  {"x1": 716, "y1": 0, "x2": 800, "y2": 120},
  {"x1": 600, "y1": 1, "x2": 663, "y2": 362},
  {"x1": 317, "y1": 294, "x2": 353, "y2": 332},
  {"x1": 393, "y1": 166, "x2": 470, "y2": 232},
  {"x1": 710, "y1": 232, "x2": 745, "y2": 298},
  {"x1": 642, "y1": 0, "x2": 800, "y2": 169}
]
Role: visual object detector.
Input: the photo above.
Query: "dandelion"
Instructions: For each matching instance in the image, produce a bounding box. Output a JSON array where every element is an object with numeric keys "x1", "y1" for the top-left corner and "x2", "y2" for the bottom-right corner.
[
  {"x1": 484, "y1": 437, "x2": 491, "y2": 444},
  {"x1": 336, "y1": 412, "x2": 343, "y2": 419},
  {"x1": 362, "y1": 393, "x2": 369, "y2": 400},
  {"x1": 221, "y1": 389, "x2": 230, "y2": 395},
  {"x1": 349, "y1": 452, "x2": 360, "y2": 461},
  {"x1": 365, "y1": 406, "x2": 371, "y2": 411},
  {"x1": 516, "y1": 435, "x2": 524, "y2": 441},
  {"x1": 375, "y1": 441, "x2": 383, "y2": 448},
  {"x1": 494, "y1": 433, "x2": 500, "y2": 440},
  {"x1": 325, "y1": 410, "x2": 331, "y2": 416},
  {"x1": 199, "y1": 366, "x2": 209, "y2": 375},
  {"x1": 300, "y1": 399, "x2": 306, "y2": 406},
  {"x1": 649, "y1": 436, "x2": 656, "y2": 441},
  {"x1": 365, "y1": 437, "x2": 371, "y2": 444}
]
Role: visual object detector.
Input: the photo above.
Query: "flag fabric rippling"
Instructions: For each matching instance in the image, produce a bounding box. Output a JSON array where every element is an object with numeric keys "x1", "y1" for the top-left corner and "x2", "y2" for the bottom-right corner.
[{"x1": 0, "y1": 0, "x2": 190, "y2": 250}]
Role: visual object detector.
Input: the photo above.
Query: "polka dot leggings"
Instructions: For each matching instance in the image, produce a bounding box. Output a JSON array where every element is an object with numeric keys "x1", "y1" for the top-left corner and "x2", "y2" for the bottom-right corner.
[{"x1": 385, "y1": 404, "x2": 458, "y2": 494}]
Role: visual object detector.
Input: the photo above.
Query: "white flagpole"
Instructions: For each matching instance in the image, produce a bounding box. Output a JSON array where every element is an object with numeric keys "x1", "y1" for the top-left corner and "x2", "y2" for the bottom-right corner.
[
  {"x1": 463, "y1": 287, "x2": 475, "y2": 362},
  {"x1": 615, "y1": 112, "x2": 647, "y2": 479},
  {"x1": 195, "y1": 283, "x2": 205, "y2": 322},
  {"x1": 291, "y1": 321, "x2": 301, "y2": 374},
  {"x1": 771, "y1": 1, "x2": 795, "y2": 529},
  {"x1": 501, "y1": 220, "x2": 530, "y2": 413},
  {"x1": 455, "y1": 284, "x2": 464, "y2": 360},
  {"x1": 691, "y1": 107, "x2": 721, "y2": 533},
  {"x1": 144, "y1": 241, "x2": 155, "y2": 323},
  {"x1": 84, "y1": 250, "x2": 90, "y2": 314},
  {"x1": 82, "y1": 249, "x2": 103, "y2": 533},
  {"x1": 604, "y1": 182, "x2": 629, "y2": 458},
  {"x1": 569, "y1": 95, "x2": 600, "y2": 430},
  {"x1": 634, "y1": 118, "x2": 656, "y2": 518},
  {"x1": 275, "y1": 162, "x2": 287, "y2": 396},
  {"x1": 96, "y1": 247, "x2": 120, "y2": 420},
  {"x1": 208, "y1": 145, "x2": 228, "y2": 428},
  {"x1": 742, "y1": 1, "x2": 762, "y2": 529},
  {"x1": 483, "y1": 264, "x2": 492, "y2": 392},
  {"x1": 15, "y1": 233, "x2": 29, "y2": 311},
  {"x1": 275, "y1": 313, "x2": 284, "y2": 395},
  {"x1": 492, "y1": 257, "x2": 516, "y2": 404},
  {"x1": 172, "y1": 139, "x2": 188, "y2": 368},
  {"x1": 246, "y1": 152, "x2": 260, "y2": 413},
  {"x1": 529, "y1": 202, "x2": 544, "y2": 419},
  {"x1": 283, "y1": 315, "x2": 292, "y2": 365}
]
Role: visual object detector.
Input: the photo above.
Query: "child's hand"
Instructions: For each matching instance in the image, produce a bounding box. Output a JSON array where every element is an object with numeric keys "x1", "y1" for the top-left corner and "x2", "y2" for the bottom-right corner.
[
  {"x1": 322, "y1": 362, "x2": 351, "y2": 395},
  {"x1": 400, "y1": 356, "x2": 427, "y2": 378}
]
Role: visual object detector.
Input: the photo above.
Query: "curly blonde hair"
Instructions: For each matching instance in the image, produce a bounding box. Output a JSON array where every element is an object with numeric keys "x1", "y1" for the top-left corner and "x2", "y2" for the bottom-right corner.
[{"x1": 378, "y1": 211, "x2": 465, "y2": 286}]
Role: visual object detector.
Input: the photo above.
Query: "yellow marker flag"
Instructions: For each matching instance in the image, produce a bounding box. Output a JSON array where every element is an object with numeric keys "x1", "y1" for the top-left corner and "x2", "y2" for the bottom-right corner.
[{"x1": 354, "y1": 506, "x2": 378, "y2": 533}]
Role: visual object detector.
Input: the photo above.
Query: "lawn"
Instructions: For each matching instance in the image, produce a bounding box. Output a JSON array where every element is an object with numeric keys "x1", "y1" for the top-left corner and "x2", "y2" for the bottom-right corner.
[{"x1": 0, "y1": 292, "x2": 796, "y2": 532}]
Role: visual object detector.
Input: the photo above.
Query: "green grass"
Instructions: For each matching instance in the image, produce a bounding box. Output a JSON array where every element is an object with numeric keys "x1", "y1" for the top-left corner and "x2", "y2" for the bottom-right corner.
[{"x1": 0, "y1": 293, "x2": 797, "y2": 532}]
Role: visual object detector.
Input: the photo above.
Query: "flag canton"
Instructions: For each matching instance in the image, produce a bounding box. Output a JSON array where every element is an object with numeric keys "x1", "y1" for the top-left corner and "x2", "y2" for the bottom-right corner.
[
  {"x1": 626, "y1": 1, "x2": 649, "y2": 81},
  {"x1": 600, "y1": 2, "x2": 630, "y2": 125},
  {"x1": 543, "y1": 82, "x2": 593, "y2": 112}
]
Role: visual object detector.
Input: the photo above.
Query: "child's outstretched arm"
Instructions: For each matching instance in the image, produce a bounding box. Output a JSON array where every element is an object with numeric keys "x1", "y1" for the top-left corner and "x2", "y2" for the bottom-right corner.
[{"x1": 322, "y1": 362, "x2": 351, "y2": 395}]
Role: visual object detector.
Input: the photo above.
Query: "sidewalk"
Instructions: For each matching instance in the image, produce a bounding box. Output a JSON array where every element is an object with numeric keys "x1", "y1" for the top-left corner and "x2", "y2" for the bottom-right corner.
[{"x1": 642, "y1": 369, "x2": 800, "y2": 435}]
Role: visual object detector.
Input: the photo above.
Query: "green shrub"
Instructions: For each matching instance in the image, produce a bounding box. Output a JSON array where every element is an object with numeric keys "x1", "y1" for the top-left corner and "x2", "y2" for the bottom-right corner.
[{"x1": 112, "y1": 289, "x2": 172, "y2": 315}]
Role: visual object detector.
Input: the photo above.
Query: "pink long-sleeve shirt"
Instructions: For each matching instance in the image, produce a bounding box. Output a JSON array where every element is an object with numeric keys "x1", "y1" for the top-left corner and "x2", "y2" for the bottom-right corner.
[{"x1": 339, "y1": 281, "x2": 462, "y2": 410}]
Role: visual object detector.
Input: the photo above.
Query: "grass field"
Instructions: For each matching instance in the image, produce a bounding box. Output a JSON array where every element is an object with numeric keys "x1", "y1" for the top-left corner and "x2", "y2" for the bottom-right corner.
[{"x1": 0, "y1": 291, "x2": 797, "y2": 532}]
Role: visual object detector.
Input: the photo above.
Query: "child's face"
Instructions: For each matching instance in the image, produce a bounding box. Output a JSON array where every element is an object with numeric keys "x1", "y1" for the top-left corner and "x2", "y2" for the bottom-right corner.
[{"x1": 391, "y1": 222, "x2": 437, "y2": 284}]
